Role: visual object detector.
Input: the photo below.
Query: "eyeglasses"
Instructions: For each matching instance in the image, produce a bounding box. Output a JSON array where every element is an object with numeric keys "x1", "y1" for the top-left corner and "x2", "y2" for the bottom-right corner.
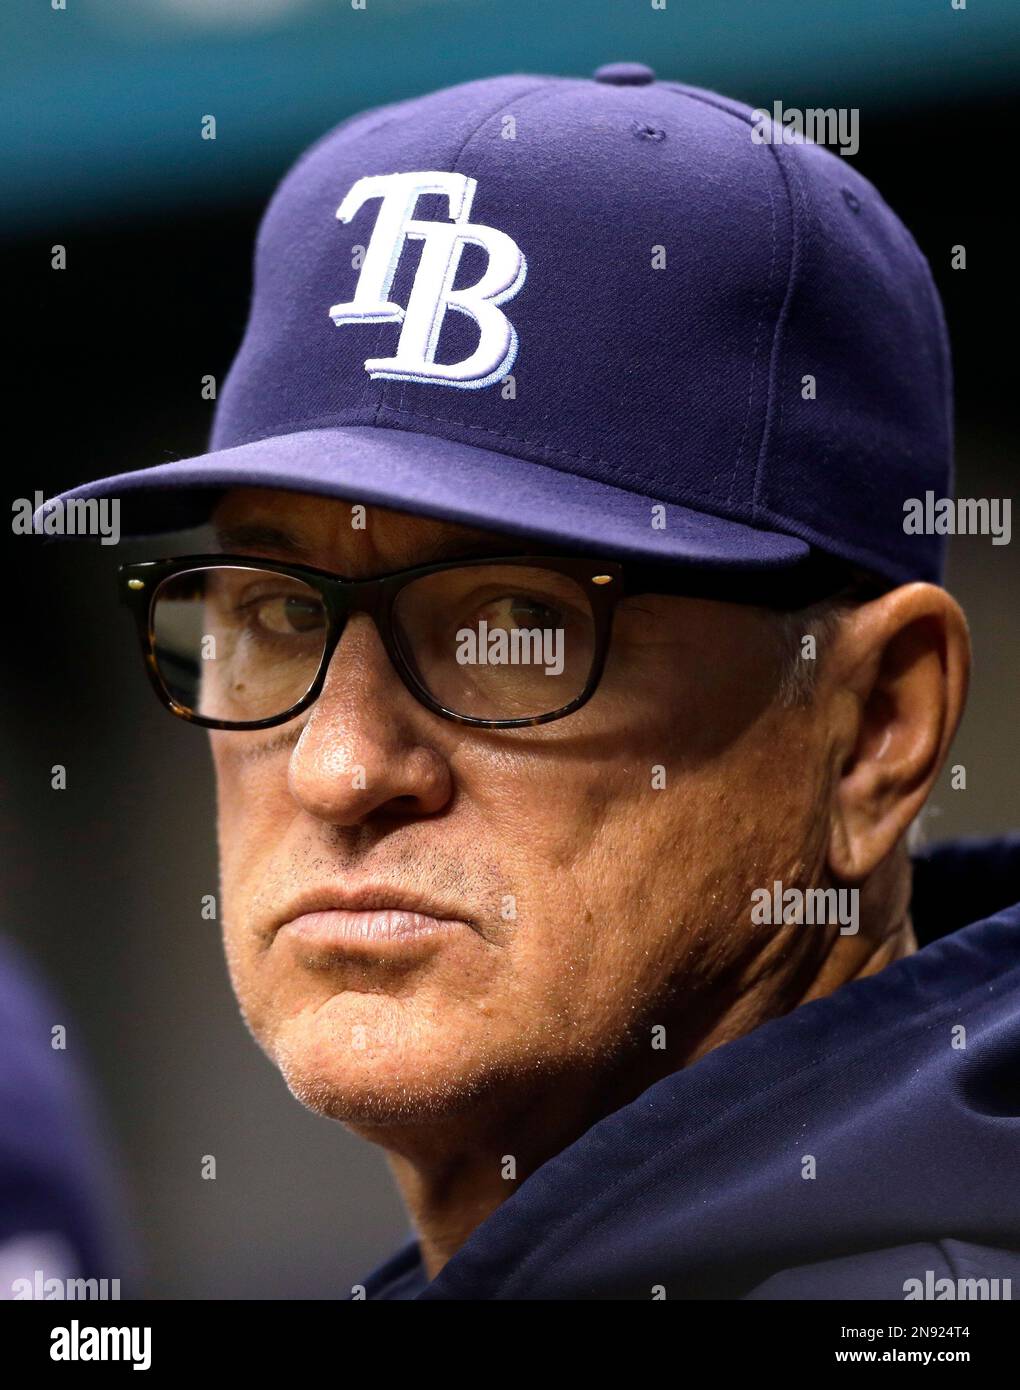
[{"x1": 118, "y1": 550, "x2": 867, "y2": 731}]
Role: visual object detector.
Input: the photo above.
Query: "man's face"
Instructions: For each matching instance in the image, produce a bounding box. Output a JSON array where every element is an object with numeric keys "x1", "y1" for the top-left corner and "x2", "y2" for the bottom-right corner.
[{"x1": 210, "y1": 487, "x2": 832, "y2": 1129}]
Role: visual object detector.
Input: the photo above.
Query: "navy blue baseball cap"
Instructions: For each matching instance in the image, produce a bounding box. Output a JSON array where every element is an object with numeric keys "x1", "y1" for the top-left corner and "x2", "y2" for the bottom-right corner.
[{"x1": 44, "y1": 64, "x2": 953, "y2": 584}]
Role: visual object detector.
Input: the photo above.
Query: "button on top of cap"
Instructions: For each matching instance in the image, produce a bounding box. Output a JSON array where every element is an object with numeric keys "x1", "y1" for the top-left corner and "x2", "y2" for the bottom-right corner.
[{"x1": 593, "y1": 62, "x2": 655, "y2": 86}]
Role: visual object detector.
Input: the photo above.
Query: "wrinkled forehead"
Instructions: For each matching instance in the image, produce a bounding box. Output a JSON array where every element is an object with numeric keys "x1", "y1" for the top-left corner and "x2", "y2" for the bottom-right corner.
[{"x1": 211, "y1": 486, "x2": 537, "y2": 576}]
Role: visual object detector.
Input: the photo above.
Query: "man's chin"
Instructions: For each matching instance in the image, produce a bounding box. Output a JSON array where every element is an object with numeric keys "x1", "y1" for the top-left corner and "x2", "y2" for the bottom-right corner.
[{"x1": 264, "y1": 999, "x2": 495, "y2": 1127}]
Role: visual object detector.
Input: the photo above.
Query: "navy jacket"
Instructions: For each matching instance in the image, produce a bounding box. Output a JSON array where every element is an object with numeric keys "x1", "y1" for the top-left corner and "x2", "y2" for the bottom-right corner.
[{"x1": 359, "y1": 837, "x2": 1020, "y2": 1299}]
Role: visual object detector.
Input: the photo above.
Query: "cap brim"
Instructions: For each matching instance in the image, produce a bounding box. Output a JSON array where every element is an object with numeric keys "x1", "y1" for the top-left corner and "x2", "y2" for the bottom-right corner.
[{"x1": 39, "y1": 425, "x2": 811, "y2": 571}]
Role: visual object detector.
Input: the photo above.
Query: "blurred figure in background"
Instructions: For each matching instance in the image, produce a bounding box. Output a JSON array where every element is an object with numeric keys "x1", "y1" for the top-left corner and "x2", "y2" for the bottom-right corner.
[{"x1": 0, "y1": 934, "x2": 138, "y2": 1299}]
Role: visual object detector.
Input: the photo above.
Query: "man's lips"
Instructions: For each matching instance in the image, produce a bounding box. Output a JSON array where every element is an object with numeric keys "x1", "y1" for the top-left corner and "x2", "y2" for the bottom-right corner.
[
  {"x1": 269, "y1": 887, "x2": 475, "y2": 953},
  {"x1": 282, "y1": 908, "x2": 465, "y2": 946}
]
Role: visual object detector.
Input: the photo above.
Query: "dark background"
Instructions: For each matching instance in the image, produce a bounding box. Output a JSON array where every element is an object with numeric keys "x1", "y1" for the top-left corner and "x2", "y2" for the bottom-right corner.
[{"x1": 3, "y1": 0, "x2": 1017, "y2": 1297}]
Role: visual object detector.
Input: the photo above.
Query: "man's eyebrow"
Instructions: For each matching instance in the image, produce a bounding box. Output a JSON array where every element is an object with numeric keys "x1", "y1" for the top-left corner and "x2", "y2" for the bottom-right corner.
[
  {"x1": 214, "y1": 523, "x2": 316, "y2": 560},
  {"x1": 214, "y1": 520, "x2": 543, "y2": 568},
  {"x1": 413, "y1": 533, "x2": 538, "y2": 564}
]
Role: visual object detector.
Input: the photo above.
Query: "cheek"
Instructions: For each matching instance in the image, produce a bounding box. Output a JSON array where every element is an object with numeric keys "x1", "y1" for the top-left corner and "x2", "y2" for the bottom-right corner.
[
  {"x1": 212, "y1": 736, "x2": 290, "y2": 877},
  {"x1": 211, "y1": 740, "x2": 295, "y2": 1005},
  {"x1": 453, "y1": 748, "x2": 668, "y2": 1019},
  {"x1": 508, "y1": 711, "x2": 829, "y2": 1002}
]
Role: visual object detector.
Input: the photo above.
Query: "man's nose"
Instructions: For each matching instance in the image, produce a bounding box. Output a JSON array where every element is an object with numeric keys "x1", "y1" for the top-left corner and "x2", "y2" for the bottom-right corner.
[{"x1": 286, "y1": 613, "x2": 453, "y2": 826}]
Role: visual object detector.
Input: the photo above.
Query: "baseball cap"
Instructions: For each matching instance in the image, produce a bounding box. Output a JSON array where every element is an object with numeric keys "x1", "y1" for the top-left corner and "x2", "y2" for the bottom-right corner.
[{"x1": 40, "y1": 63, "x2": 953, "y2": 584}]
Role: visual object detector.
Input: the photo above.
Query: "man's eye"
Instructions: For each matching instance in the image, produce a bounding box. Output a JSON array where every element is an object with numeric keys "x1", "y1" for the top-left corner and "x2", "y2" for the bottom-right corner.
[
  {"x1": 246, "y1": 595, "x2": 325, "y2": 635},
  {"x1": 481, "y1": 594, "x2": 564, "y2": 630}
]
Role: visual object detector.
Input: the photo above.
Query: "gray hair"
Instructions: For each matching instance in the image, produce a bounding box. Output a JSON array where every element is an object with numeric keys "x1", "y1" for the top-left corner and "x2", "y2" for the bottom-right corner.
[
  {"x1": 771, "y1": 569, "x2": 888, "y2": 707},
  {"x1": 773, "y1": 596, "x2": 855, "y2": 706},
  {"x1": 770, "y1": 574, "x2": 925, "y2": 851}
]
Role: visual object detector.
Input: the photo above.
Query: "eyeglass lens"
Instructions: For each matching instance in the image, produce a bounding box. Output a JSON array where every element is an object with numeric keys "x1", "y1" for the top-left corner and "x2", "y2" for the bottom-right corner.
[{"x1": 149, "y1": 563, "x2": 598, "y2": 725}]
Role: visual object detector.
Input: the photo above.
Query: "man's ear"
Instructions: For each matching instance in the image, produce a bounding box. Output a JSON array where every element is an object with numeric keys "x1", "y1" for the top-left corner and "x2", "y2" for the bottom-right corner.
[{"x1": 825, "y1": 583, "x2": 970, "y2": 885}]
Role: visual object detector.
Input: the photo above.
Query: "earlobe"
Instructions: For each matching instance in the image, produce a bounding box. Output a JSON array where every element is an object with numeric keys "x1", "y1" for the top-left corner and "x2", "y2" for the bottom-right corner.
[{"x1": 826, "y1": 584, "x2": 970, "y2": 885}]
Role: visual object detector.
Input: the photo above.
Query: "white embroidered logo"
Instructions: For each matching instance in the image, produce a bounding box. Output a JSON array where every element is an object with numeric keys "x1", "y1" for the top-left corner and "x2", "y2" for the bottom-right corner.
[{"x1": 328, "y1": 172, "x2": 527, "y2": 390}]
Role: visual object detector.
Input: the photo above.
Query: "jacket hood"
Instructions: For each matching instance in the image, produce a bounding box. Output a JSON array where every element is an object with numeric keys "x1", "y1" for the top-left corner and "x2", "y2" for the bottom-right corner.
[{"x1": 360, "y1": 836, "x2": 1020, "y2": 1299}]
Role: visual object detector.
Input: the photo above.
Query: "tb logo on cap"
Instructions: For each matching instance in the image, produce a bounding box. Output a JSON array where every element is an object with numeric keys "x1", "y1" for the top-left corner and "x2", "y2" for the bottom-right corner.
[{"x1": 329, "y1": 172, "x2": 527, "y2": 390}]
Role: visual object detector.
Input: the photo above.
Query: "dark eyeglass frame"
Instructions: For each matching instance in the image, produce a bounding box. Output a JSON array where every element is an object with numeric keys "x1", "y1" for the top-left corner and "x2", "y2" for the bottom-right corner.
[{"x1": 118, "y1": 549, "x2": 872, "y2": 731}]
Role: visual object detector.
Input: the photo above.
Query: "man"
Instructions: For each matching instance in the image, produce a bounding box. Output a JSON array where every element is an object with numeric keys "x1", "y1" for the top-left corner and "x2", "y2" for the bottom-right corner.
[{"x1": 42, "y1": 64, "x2": 1019, "y2": 1299}]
